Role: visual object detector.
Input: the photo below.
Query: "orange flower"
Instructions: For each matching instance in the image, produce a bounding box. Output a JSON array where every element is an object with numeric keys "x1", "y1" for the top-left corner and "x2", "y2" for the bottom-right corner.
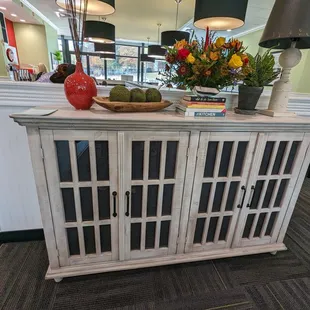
[
  {"x1": 174, "y1": 39, "x2": 188, "y2": 50},
  {"x1": 205, "y1": 70, "x2": 212, "y2": 76},
  {"x1": 230, "y1": 39, "x2": 242, "y2": 51},
  {"x1": 200, "y1": 53, "x2": 207, "y2": 60},
  {"x1": 210, "y1": 51, "x2": 219, "y2": 61}
]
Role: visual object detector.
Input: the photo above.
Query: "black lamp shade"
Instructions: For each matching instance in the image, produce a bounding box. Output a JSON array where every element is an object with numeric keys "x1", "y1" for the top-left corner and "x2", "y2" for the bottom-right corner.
[
  {"x1": 161, "y1": 31, "x2": 190, "y2": 46},
  {"x1": 194, "y1": 0, "x2": 248, "y2": 30},
  {"x1": 94, "y1": 43, "x2": 115, "y2": 54},
  {"x1": 55, "y1": 0, "x2": 115, "y2": 16},
  {"x1": 141, "y1": 54, "x2": 155, "y2": 63},
  {"x1": 85, "y1": 21, "x2": 115, "y2": 43},
  {"x1": 148, "y1": 45, "x2": 166, "y2": 59},
  {"x1": 259, "y1": 0, "x2": 310, "y2": 49},
  {"x1": 100, "y1": 53, "x2": 116, "y2": 60}
]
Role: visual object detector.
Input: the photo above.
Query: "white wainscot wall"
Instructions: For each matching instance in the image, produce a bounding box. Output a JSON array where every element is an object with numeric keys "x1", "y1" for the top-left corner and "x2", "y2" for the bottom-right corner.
[{"x1": 1, "y1": 80, "x2": 310, "y2": 232}]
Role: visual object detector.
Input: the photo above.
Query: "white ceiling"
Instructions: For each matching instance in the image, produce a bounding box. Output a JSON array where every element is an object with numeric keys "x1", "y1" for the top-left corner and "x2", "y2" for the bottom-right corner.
[
  {"x1": 0, "y1": 0, "x2": 39, "y2": 24},
  {"x1": 19, "y1": 0, "x2": 275, "y2": 43}
]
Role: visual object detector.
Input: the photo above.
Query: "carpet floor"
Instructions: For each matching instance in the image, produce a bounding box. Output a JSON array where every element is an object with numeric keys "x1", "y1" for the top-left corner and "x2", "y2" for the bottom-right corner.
[{"x1": 1, "y1": 179, "x2": 310, "y2": 310}]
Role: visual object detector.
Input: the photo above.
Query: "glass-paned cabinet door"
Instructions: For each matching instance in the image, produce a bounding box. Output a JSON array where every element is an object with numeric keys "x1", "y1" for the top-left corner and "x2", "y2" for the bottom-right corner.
[
  {"x1": 122, "y1": 131, "x2": 189, "y2": 260},
  {"x1": 41, "y1": 130, "x2": 119, "y2": 267},
  {"x1": 185, "y1": 132, "x2": 257, "y2": 253},
  {"x1": 233, "y1": 133, "x2": 308, "y2": 248}
]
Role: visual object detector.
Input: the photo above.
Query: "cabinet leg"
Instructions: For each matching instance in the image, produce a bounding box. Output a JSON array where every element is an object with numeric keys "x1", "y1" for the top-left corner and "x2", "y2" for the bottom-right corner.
[
  {"x1": 54, "y1": 277, "x2": 63, "y2": 283},
  {"x1": 270, "y1": 251, "x2": 277, "y2": 256}
]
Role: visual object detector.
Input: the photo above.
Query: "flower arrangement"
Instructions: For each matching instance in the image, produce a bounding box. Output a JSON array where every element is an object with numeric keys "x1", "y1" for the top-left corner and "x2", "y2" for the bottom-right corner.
[{"x1": 161, "y1": 36, "x2": 251, "y2": 90}]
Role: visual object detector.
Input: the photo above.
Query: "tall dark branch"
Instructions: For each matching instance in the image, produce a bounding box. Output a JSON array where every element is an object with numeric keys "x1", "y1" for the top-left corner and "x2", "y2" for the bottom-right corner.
[{"x1": 64, "y1": 0, "x2": 88, "y2": 63}]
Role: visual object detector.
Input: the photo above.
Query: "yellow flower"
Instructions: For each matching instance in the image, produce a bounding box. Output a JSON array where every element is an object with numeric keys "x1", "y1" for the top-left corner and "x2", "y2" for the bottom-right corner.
[
  {"x1": 210, "y1": 51, "x2": 219, "y2": 61},
  {"x1": 186, "y1": 53, "x2": 196, "y2": 64},
  {"x1": 215, "y1": 37, "x2": 225, "y2": 48},
  {"x1": 174, "y1": 39, "x2": 188, "y2": 50},
  {"x1": 228, "y1": 54, "x2": 243, "y2": 69}
]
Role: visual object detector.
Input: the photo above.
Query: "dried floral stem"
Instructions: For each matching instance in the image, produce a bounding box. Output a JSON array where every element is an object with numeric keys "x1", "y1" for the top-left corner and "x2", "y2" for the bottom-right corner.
[{"x1": 64, "y1": 0, "x2": 88, "y2": 63}]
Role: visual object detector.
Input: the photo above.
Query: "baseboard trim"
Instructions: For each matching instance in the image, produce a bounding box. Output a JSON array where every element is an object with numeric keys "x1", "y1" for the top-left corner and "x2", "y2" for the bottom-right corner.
[{"x1": 0, "y1": 229, "x2": 44, "y2": 243}]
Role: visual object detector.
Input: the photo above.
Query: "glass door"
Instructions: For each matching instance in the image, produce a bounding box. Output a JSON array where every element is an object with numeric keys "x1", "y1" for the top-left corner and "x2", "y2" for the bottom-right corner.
[
  {"x1": 233, "y1": 133, "x2": 309, "y2": 248},
  {"x1": 185, "y1": 132, "x2": 258, "y2": 253},
  {"x1": 41, "y1": 130, "x2": 119, "y2": 267},
  {"x1": 122, "y1": 131, "x2": 189, "y2": 260}
]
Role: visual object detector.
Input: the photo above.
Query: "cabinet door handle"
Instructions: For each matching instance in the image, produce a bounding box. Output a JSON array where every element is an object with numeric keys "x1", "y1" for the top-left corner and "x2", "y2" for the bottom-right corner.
[
  {"x1": 237, "y1": 186, "x2": 247, "y2": 209},
  {"x1": 247, "y1": 186, "x2": 255, "y2": 208},
  {"x1": 112, "y1": 191, "x2": 117, "y2": 217},
  {"x1": 125, "y1": 191, "x2": 130, "y2": 217}
]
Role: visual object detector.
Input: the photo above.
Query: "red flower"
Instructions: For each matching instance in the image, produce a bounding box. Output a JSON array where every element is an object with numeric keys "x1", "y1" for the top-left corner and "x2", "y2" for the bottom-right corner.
[
  {"x1": 166, "y1": 54, "x2": 176, "y2": 64},
  {"x1": 243, "y1": 57, "x2": 249, "y2": 65},
  {"x1": 177, "y1": 64, "x2": 188, "y2": 76},
  {"x1": 177, "y1": 48, "x2": 190, "y2": 61}
]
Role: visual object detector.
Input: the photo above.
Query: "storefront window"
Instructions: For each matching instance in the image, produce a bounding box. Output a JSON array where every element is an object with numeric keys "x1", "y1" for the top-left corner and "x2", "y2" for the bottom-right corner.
[
  {"x1": 143, "y1": 60, "x2": 165, "y2": 83},
  {"x1": 106, "y1": 56, "x2": 138, "y2": 81},
  {"x1": 70, "y1": 54, "x2": 88, "y2": 73},
  {"x1": 89, "y1": 56, "x2": 105, "y2": 79}
]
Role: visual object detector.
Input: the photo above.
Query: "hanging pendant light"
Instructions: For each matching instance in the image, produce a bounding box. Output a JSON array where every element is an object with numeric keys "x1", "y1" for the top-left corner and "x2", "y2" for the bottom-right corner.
[
  {"x1": 85, "y1": 19, "x2": 115, "y2": 43},
  {"x1": 141, "y1": 37, "x2": 155, "y2": 63},
  {"x1": 161, "y1": 0, "x2": 190, "y2": 46},
  {"x1": 148, "y1": 24, "x2": 166, "y2": 59},
  {"x1": 94, "y1": 43, "x2": 115, "y2": 54},
  {"x1": 194, "y1": 0, "x2": 249, "y2": 31},
  {"x1": 55, "y1": 0, "x2": 115, "y2": 16}
]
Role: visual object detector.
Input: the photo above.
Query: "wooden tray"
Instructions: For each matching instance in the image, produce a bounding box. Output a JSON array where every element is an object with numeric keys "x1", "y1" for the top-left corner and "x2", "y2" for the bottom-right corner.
[{"x1": 93, "y1": 97, "x2": 173, "y2": 112}]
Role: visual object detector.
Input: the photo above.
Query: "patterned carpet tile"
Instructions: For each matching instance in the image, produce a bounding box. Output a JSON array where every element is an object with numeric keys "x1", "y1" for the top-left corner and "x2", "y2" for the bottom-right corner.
[
  {"x1": 268, "y1": 277, "x2": 310, "y2": 310},
  {"x1": 1, "y1": 241, "x2": 56, "y2": 310},
  {"x1": 154, "y1": 288, "x2": 252, "y2": 310},
  {"x1": 213, "y1": 249, "x2": 310, "y2": 288},
  {"x1": 245, "y1": 284, "x2": 283, "y2": 310},
  {"x1": 0, "y1": 242, "x2": 33, "y2": 308}
]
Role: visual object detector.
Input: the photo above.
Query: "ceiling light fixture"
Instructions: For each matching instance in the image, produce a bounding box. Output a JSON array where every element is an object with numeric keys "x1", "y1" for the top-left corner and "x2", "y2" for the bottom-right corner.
[
  {"x1": 227, "y1": 29, "x2": 232, "y2": 32},
  {"x1": 0, "y1": 7, "x2": 7, "y2": 10},
  {"x1": 20, "y1": 19, "x2": 26, "y2": 22},
  {"x1": 55, "y1": 0, "x2": 115, "y2": 16},
  {"x1": 148, "y1": 24, "x2": 166, "y2": 59},
  {"x1": 11, "y1": 13, "x2": 17, "y2": 17},
  {"x1": 85, "y1": 18, "x2": 115, "y2": 43},
  {"x1": 141, "y1": 37, "x2": 155, "y2": 63},
  {"x1": 161, "y1": 0, "x2": 190, "y2": 47},
  {"x1": 194, "y1": 0, "x2": 248, "y2": 31},
  {"x1": 94, "y1": 42, "x2": 115, "y2": 54}
]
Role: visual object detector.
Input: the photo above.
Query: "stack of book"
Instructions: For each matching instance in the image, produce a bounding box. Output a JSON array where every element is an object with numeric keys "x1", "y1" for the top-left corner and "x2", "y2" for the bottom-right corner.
[{"x1": 177, "y1": 95, "x2": 226, "y2": 117}]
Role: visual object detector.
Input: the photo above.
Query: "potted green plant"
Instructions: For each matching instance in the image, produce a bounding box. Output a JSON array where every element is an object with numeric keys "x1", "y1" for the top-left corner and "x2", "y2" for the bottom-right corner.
[
  {"x1": 53, "y1": 50, "x2": 63, "y2": 64},
  {"x1": 237, "y1": 50, "x2": 280, "y2": 112}
]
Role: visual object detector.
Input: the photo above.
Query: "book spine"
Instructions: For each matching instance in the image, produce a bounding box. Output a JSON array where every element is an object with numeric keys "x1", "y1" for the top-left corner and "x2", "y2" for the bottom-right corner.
[
  {"x1": 184, "y1": 96, "x2": 226, "y2": 103},
  {"x1": 194, "y1": 112, "x2": 226, "y2": 117},
  {"x1": 177, "y1": 107, "x2": 226, "y2": 113},
  {"x1": 186, "y1": 105, "x2": 225, "y2": 109}
]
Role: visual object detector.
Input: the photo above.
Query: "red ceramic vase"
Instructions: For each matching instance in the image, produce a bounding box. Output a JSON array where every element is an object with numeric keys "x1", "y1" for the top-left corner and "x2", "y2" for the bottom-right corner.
[{"x1": 64, "y1": 61, "x2": 97, "y2": 110}]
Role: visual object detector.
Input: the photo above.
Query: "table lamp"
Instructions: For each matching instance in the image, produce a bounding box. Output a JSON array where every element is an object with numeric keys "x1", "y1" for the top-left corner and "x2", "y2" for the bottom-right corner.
[{"x1": 259, "y1": 0, "x2": 310, "y2": 117}]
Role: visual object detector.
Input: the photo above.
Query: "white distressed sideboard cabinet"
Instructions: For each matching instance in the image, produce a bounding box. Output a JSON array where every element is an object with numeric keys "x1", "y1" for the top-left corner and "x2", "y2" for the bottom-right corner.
[{"x1": 11, "y1": 107, "x2": 310, "y2": 282}]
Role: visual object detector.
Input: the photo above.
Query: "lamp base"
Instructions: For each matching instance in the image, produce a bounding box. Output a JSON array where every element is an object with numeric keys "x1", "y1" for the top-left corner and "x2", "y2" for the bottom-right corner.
[{"x1": 258, "y1": 109, "x2": 296, "y2": 117}]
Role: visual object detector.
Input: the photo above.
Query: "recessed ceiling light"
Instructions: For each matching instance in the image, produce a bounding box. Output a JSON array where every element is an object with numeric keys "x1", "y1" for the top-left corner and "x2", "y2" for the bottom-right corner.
[
  {"x1": 58, "y1": 8, "x2": 65, "y2": 12},
  {"x1": 227, "y1": 29, "x2": 232, "y2": 32},
  {"x1": 0, "y1": 6, "x2": 7, "y2": 10},
  {"x1": 20, "y1": 19, "x2": 26, "y2": 22},
  {"x1": 11, "y1": 13, "x2": 17, "y2": 17}
]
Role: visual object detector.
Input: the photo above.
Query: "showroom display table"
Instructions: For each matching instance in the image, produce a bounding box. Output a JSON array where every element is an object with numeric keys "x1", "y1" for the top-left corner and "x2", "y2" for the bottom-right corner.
[{"x1": 11, "y1": 106, "x2": 310, "y2": 282}]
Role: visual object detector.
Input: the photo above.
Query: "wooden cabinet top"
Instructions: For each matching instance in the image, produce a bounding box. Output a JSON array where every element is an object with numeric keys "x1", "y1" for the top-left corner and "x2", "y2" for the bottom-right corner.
[{"x1": 11, "y1": 105, "x2": 310, "y2": 132}]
